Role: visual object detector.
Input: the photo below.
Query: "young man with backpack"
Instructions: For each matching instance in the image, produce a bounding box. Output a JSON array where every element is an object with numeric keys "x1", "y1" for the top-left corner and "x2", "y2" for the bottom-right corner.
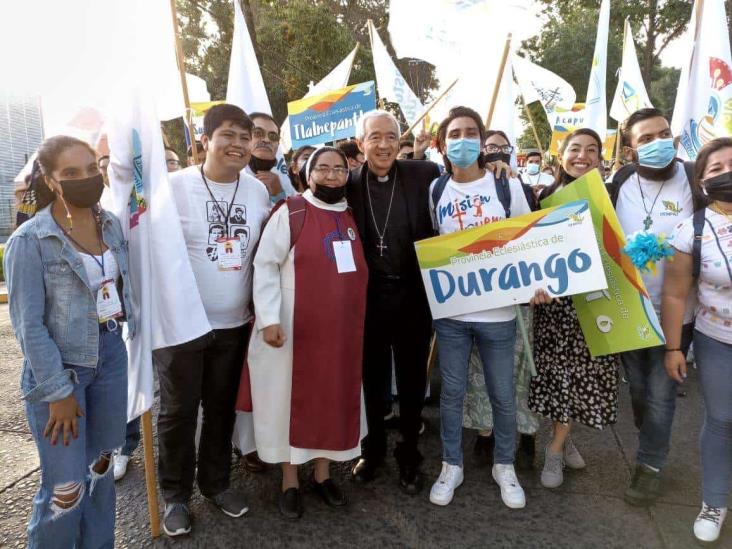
[
  {"x1": 609, "y1": 108, "x2": 697, "y2": 507},
  {"x1": 427, "y1": 107, "x2": 535, "y2": 509}
]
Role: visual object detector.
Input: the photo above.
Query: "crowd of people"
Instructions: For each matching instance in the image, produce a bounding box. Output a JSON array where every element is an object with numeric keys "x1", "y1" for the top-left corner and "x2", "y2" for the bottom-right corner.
[{"x1": 4, "y1": 102, "x2": 732, "y2": 547}]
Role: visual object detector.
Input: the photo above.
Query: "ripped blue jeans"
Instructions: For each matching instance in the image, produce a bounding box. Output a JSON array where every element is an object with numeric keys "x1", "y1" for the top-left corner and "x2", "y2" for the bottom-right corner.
[{"x1": 23, "y1": 328, "x2": 127, "y2": 549}]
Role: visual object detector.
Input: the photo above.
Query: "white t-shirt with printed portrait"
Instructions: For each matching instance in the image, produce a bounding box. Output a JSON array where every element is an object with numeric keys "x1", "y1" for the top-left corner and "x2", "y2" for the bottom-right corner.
[
  {"x1": 171, "y1": 165, "x2": 271, "y2": 329},
  {"x1": 429, "y1": 171, "x2": 532, "y2": 323},
  {"x1": 670, "y1": 208, "x2": 732, "y2": 344}
]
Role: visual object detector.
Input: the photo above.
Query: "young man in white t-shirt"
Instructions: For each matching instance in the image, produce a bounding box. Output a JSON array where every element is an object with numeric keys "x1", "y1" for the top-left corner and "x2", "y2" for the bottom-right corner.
[
  {"x1": 523, "y1": 151, "x2": 554, "y2": 191},
  {"x1": 155, "y1": 104, "x2": 271, "y2": 537},
  {"x1": 611, "y1": 108, "x2": 696, "y2": 508},
  {"x1": 427, "y1": 106, "x2": 533, "y2": 510}
]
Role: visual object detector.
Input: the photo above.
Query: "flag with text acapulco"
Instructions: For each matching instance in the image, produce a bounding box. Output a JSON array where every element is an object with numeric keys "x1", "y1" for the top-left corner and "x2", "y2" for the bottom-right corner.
[
  {"x1": 287, "y1": 81, "x2": 376, "y2": 148},
  {"x1": 414, "y1": 200, "x2": 608, "y2": 320}
]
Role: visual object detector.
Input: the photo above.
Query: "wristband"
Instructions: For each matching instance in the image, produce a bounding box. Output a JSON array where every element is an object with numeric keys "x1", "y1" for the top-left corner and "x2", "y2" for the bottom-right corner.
[{"x1": 664, "y1": 348, "x2": 682, "y2": 353}]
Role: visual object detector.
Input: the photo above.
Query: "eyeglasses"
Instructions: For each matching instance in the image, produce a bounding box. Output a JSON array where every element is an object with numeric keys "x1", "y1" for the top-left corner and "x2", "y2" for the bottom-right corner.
[
  {"x1": 485, "y1": 144, "x2": 514, "y2": 154},
  {"x1": 312, "y1": 166, "x2": 349, "y2": 176},
  {"x1": 252, "y1": 127, "x2": 280, "y2": 142},
  {"x1": 166, "y1": 159, "x2": 181, "y2": 167}
]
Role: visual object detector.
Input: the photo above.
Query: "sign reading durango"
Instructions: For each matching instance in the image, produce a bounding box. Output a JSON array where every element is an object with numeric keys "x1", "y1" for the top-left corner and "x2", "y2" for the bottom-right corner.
[{"x1": 414, "y1": 200, "x2": 608, "y2": 320}]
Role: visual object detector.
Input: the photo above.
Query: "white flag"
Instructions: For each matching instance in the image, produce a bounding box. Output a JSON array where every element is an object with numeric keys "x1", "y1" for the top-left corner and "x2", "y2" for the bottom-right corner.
[
  {"x1": 584, "y1": 0, "x2": 610, "y2": 142},
  {"x1": 280, "y1": 45, "x2": 358, "y2": 151},
  {"x1": 104, "y1": 0, "x2": 212, "y2": 420},
  {"x1": 368, "y1": 19, "x2": 424, "y2": 128},
  {"x1": 226, "y1": 0, "x2": 272, "y2": 114},
  {"x1": 610, "y1": 18, "x2": 653, "y2": 122},
  {"x1": 671, "y1": 0, "x2": 732, "y2": 160},
  {"x1": 513, "y1": 54, "x2": 576, "y2": 118}
]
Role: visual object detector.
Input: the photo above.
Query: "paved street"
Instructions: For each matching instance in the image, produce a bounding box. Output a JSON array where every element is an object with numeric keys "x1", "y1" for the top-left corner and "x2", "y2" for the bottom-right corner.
[{"x1": 0, "y1": 302, "x2": 726, "y2": 548}]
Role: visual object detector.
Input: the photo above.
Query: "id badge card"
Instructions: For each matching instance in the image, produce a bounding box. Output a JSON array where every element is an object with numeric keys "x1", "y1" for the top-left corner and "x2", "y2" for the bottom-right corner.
[
  {"x1": 97, "y1": 279, "x2": 123, "y2": 322},
  {"x1": 216, "y1": 237, "x2": 242, "y2": 271},
  {"x1": 333, "y1": 240, "x2": 357, "y2": 274}
]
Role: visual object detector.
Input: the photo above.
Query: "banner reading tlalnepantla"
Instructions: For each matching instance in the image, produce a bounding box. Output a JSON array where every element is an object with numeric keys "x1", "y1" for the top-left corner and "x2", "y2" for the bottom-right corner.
[{"x1": 541, "y1": 169, "x2": 665, "y2": 356}]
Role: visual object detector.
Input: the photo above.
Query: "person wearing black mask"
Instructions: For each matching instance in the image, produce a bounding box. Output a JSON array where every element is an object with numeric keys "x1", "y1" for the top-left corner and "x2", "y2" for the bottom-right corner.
[
  {"x1": 529, "y1": 128, "x2": 620, "y2": 489},
  {"x1": 662, "y1": 137, "x2": 732, "y2": 544},
  {"x1": 244, "y1": 112, "x2": 296, "y2": 203},
  {"x1": 244, "y1": 146, "x2": 368, "y2": 518},
  {"x1": 485, "y1": 130, "x2": 538, "y2": 210},
  {"x1": 346, "y1": 110, "x2": 439, "y2": 495},
  {"x1": 4, "y1": 135, "x2": 135, "y2": 547}
]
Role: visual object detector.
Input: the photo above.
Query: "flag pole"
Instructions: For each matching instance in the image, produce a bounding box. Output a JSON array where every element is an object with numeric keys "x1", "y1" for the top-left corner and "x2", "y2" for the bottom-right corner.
[
  {"x1": 170, "y1": 0, "x2": 199, "y2": 163},
  {"x1": 613, "y1": 122, "x2": 624, "y2": 171},
  {"x1": 520, "y1": 95, "x2": 545, "y2": 157},
  {"x1": 141, "y1": 410, "x2": 161, "y2": 537},
  {"x1": 486, "y1": 33, "x2": 512, "y2": 128},
  {"x1": 401, "y1": 78, "x2": 459, "y2": 139}
]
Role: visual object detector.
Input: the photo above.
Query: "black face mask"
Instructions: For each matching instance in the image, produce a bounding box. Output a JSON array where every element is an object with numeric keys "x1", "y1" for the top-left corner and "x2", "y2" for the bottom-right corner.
[
  {"x1": 57, "y1": 173, "x2": 105, "y2": 208},
  {"x1": 485, "y1": 152, "x2": 511, "y2": 165},
  {"x1": 703, "y1": 171, "x2": 732, "y2": 202},
  {"x1": 313, "y1": 183, "x2": 346, "y2": 204},
  {"x1": 249, "y1": 155, "x2": 277, "y2": 173}
]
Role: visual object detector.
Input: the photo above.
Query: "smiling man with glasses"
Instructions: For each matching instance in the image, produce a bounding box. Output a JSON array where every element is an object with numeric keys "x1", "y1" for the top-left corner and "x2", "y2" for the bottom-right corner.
[{"x1": 243, "y1": 112, "x2": 297, "y2": 203}]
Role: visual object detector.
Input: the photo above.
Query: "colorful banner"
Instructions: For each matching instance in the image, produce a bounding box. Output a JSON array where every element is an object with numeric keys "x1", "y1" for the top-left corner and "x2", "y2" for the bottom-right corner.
[
  {"x1": 549, "y1": 103, "x2": 616, "y2": 159},
  {"x1": 414, "y1": 200, "x2": 607, "y2": 320},
  {"x1": 287, "y1": 81, "x2": 376, "y2": 148},
  {"x1": 190, "y1": 100, "x2": 224, "y2": 140},
  {"x1": 541, "y1": 170, "x2": 665, "y2": 356}
]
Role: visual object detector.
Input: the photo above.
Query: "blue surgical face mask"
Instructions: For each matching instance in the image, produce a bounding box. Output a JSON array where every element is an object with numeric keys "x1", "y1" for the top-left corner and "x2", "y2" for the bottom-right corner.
[
  {"x1": 636, "y1": 137, "x2": 676, "y2": 169},
  {"x1": 526, "y1": 163, "x2": 540, "y2": 175},
  {"x1": 446, "y1": 138, "x2": 481, "y2": 168}
]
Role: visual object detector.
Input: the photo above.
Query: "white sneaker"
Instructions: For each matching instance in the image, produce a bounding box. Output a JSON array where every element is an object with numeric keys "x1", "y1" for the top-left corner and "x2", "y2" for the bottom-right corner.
[
  {"x1": 563, "y1": 437, "x2": 586, "y2": 470},
  {"x1": 429, "y1": 462, "x2": 464, "y2": 506},
  {"x1": 492, "y1": 464, "x2": 526, "y2": 509},
  {"x1": 693, "y1": 503, "x2": 727, "y2": 543},
  {"x1": 113, "y1": 454, "x2": 130, "y2": 481}
]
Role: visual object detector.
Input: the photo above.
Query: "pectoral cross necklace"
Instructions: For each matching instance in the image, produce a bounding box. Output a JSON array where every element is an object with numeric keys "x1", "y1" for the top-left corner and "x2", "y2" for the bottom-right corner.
[
  {"x1": 365, "y1": 171, "x2": 397, "y2": 257},
  {"x1": 638, "y1": 178, "x2": 667, "y2": 231}
]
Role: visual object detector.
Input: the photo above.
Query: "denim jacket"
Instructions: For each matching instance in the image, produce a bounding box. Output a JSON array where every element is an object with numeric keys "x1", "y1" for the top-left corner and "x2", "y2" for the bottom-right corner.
[{"x1": 4, "y1": 205, "x2": 136, "y2": 403}]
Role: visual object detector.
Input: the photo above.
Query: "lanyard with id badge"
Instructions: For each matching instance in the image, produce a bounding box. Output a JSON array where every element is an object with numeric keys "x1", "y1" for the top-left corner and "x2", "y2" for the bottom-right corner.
[
  {"x1": 58, "y1": 219, "x2": 123, "y2": 329},
  {"x1": 331, "y1": 213, "x2": 358, "y2": 274},
  {"x1": 201, "y1": 165, "x2": 243, "y2": 271}
]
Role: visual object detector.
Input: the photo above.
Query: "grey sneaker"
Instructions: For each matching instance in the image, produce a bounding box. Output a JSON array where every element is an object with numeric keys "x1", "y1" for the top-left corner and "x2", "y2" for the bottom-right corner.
[
  {"x1": 541, "y1": 447, "x2": 564, "y2": 488},
  {"x1": 563, "y1": 437, "x2": 586, "y2": 470},
  {"x1": 205, "y1": 489, "x2": 249, "y2": 518},
  {"x1": 163, "y1": 503, "x2": 191, "y2": 537}
]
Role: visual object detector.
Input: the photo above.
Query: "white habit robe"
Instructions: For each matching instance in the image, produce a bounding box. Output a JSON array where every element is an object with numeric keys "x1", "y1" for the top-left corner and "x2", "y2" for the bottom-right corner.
[{"x1": 248, "y1": 190, "x2": 367, "y2": 464}]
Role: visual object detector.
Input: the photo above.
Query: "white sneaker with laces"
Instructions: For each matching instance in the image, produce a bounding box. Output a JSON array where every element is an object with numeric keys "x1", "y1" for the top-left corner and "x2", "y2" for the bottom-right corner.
[
  {"x1": 693, "y1": 503, "x2": 727, "y2": 543},
  {"x1": 429, "y1": 462, "x2": 464, "y2": 506},
  {"x1": 113, "y1": 453, "x2": 130, "y2": 481},
  {"x1": 492, "y1": 464, "x2": 526, "y2": 509},
  {"x1": 563, "y1": 437, "x2": 586, "y2": 470}
]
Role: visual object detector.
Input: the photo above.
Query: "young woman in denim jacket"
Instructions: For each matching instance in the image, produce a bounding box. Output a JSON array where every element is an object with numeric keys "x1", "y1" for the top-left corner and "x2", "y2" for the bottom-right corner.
[{"x1": 4, "y1": 135, "x2": 135, "y2": 548}]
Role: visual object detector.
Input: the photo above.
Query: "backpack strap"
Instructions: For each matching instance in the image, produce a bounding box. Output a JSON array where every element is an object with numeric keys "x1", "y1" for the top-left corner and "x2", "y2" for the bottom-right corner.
[
  {"x1": 285, "y1": 194, "x2": 307, "y2": 249},
  {"x1": 607, "y1": 163, "x2": 637, "y2": 207},
  {"x1": 683, "y1": 160, "x2": 695, "y2": 185},
  {"x1": 692, "y1": 207, "x2": 706, "y2": 279},
  {"x1": 431, "y1": 173, "x2": 451, "y2": 214},
  {"x1": 495, "y1": 173, "x2": 511, "y2": 218}
]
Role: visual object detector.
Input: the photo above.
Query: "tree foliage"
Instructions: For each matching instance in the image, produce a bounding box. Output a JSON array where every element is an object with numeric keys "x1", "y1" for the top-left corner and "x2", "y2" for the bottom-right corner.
[
  {"x1": 174, "y1": 0, "x2": 438, "y2": 125},
  {"x1": 518, "y1": 0, "x2": 691, "y2": 151}
]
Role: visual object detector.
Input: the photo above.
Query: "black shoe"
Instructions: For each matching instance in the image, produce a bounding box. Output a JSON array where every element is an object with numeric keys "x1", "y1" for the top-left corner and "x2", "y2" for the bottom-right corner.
[
  {"x1": 624, "y1": 464, "x2": 661, "y2": 507},
  {"x1": 243, "y1": 451, "x2": 267, "y2": 473},
  {"x1": 398, "y1": 463, "x2": 424, "y2": 495},
  {"x1": 516, "y1": 434, "x2": 536, "y2": 471},
  {"x1": 312, "y1": 475, "x2": 347, "y2": 507},
  {"x1": 473, "y1": 433, "x2": 495, "y2": 466},
  {"x1": 278, "y1": 487, "x2": 303, "y2": 519},
  {"x1": 351, "y1": 458, "x2": 380, "y2": 483}
]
